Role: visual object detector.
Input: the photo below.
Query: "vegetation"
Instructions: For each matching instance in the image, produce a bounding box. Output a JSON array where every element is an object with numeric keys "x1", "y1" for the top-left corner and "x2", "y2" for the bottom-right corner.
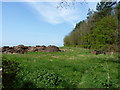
[
  {"x1": 1, "y1": 0, "x2": 119, "y2": 88},
  {"x1": 2, "y1": 47, "x2": 119, "y2": 88},
  {"x1": 2, "y1": 57, "x2": 20, "y2": 88},
  {"x1": 64, "y1": 0, "x2": 119, "y2": 52}
]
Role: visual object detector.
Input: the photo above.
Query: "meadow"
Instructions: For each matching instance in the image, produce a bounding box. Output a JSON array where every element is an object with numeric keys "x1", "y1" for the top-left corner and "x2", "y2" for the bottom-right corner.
[{"x1": 2, "y1": 47, "x2": 119, "y2": 88}]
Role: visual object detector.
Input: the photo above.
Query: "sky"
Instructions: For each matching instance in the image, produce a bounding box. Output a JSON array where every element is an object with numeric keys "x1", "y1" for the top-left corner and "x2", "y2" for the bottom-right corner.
[{"x1": 1, "y1": 1, "x2": 99, "y2": 47}]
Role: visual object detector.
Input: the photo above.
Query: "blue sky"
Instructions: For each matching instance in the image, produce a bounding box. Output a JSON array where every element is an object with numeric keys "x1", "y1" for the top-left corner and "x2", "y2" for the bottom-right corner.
[{"x1": 2, "y1": 1, "x2": 99, "y2": 47}]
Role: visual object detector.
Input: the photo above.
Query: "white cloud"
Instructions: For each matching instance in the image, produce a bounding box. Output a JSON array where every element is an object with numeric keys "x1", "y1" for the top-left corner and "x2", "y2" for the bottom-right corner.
[{"x1": 26, "y1": 2, "x2": 81, "y2": 25}]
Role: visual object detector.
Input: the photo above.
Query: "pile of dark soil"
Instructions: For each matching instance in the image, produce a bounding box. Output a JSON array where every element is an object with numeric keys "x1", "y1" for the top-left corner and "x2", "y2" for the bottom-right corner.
[{"x1": 1, "y1": 45, "x2": 61, "y2": 54}]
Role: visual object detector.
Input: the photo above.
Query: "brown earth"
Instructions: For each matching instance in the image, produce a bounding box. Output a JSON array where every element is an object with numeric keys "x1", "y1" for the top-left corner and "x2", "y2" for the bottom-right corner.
[
  {"x1": 2, "y1": 45, "x2": 61, "y2": 54},
  {"x1": 91, "y1": 50, "x2": 106, "y2": 55}
]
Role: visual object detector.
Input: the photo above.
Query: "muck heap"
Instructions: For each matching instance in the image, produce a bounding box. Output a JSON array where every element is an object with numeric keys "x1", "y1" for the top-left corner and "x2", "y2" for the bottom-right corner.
[{"x1": 1, "y1": 45, "x2": 61, "y2": 54}]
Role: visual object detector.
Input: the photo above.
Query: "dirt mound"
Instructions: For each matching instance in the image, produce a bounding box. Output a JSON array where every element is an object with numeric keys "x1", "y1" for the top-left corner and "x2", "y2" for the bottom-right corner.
[
  {"x1": 2, "y1": 45, "x2": 61, "y2": 54},
  {"x1": 2, "y1": 46, "x2": 14, "y2": 54},
  {"x1": 91, "y1": 50, "x2": 106, "y2": 55},
  {"x1": 36, "y1": 45, "x2": 46, "y2": 52},
  {"x1": 2, "y1": 45, "x2": 28, "y2": 54},
  {"x1": 13, "y1": 45, "x2": 28, "y2": 54},
  {"x1": 27, "y1": 45, "x2": 46, "y2": 52},
  {"x1": 27, "y1": 46, "x2": 37, "y2": 52},
  {"x1": 45, "y1": 45, "x2": 61, "y2": 52}
]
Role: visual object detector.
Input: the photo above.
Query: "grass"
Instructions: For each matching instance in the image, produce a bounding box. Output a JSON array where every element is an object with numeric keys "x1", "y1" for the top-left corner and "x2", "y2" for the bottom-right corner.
[{"x1": 2, "y1": 47, "x2": 119, "y2": 88}]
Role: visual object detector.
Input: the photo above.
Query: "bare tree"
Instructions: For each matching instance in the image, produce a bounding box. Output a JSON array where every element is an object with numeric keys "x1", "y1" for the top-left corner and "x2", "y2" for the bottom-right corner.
[{"x1": 57, "y1": 0, "x2": 87, "y2": 9}]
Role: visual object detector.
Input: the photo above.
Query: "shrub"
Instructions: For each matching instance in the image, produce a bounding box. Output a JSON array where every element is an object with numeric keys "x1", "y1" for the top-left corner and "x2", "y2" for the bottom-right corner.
[{"x1": 2, "y1": 56, "x2": 20, "y2": 88}]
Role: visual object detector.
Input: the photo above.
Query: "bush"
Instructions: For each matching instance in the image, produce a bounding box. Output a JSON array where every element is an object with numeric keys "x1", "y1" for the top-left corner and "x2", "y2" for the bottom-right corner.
[
  {"x1": 2, "y1": 56, "x2": 20, "y2": 88},
  {"x1": 13, "y1": 68, "x2": 76, "y2": 88}
]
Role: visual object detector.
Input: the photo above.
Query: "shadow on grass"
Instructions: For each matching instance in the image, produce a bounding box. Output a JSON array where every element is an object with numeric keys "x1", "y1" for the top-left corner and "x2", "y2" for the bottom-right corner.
[{"x1": 21, "y1": 81, "x2": 37, "y2": 88}]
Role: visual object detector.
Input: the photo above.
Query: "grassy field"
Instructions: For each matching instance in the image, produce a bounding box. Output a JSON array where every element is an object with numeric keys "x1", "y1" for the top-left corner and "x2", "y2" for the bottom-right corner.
[{"x1": 2, "y1": 47, "x2": 119, "y2": 88}]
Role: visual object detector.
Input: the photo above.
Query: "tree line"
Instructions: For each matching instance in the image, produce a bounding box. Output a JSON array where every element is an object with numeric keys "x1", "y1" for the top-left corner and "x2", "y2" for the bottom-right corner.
[{"x1": 64, "y1": 0, "x2": 120, "y2": 52}]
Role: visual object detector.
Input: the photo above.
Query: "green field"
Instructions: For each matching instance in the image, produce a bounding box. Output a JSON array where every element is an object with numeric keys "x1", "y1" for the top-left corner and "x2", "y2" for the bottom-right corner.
[{"x1": 2, "y1": 47, "x2": 119, "y2": 88}]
